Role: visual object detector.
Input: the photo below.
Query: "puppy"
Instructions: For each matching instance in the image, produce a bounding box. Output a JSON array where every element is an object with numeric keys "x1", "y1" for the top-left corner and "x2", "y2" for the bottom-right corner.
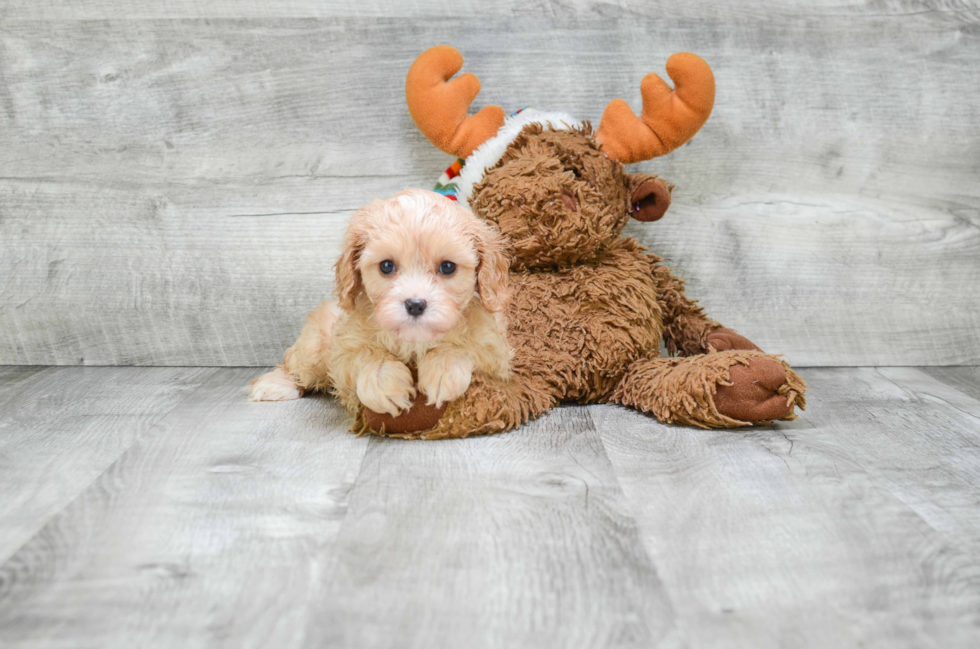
[{"x1": 248, "y1": 189, "x2": 511, "y2": 419}]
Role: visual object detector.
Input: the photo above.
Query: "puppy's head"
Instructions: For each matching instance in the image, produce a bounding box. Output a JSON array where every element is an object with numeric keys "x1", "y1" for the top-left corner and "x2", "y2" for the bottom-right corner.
[{"x1": 336, "y1": 189, "x2": 509, "y2": 343}]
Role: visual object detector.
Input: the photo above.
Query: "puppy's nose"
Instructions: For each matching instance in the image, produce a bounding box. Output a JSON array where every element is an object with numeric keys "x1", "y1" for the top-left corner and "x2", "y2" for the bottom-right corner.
[{"x1": 404, "y1": 299, "x2": 427, "y2": 317}]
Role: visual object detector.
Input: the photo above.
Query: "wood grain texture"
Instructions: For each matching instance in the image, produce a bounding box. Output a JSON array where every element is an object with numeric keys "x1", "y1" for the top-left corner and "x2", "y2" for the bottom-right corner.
[
  {"x1": 0, "y1": 369, "x2": 674, "y2": 648},
  {"x1": 592, "y1": 366, "x2": 980, "y2": 648},
  {"x1": 0, "y1": 366, "x2": 214, "y2": 564},
  {"x1": 0, "y1": 3, "x2": 978, "y2": 365},
  {"x1": 0, "y1": 368, "x2": 370, "y2": 649},
  {"x1": 2, "y1": 366, "x2": 980, "y2": 646},
  {"x1": 921, "y1": 365, "x2": 980, "y2": 402},
  {"x1": 3, "y1": 0, "x2": 979, "y2": 20},
  {"x1": 305, "y1": 406, "x2": 675, "y2": 649}
]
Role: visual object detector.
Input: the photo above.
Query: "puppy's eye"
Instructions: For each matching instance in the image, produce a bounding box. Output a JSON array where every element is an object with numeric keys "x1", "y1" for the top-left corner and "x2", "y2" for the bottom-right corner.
[
  {"x1": 379, "y1": 260, "x2": 396, "y2": 275},
  {"x1": 438, "y1": 261, "x2": 457, "y2": 276}
]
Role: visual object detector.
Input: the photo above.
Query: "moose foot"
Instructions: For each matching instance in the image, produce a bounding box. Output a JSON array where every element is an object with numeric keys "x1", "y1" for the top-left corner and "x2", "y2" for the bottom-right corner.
[
  {"x1": 362, "y1": 392, "x2": 447, "y2": 436},
  {"x1": 357, "y1": 372, "x2": 556, "y2": 440},
  {"x1": 612, "y1": 350, "x2": 806, "y2": 428}
]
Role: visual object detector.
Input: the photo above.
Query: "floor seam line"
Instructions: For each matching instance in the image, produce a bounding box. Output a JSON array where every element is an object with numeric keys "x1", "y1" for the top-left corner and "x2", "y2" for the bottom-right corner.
[{"x1": 0, "y1": 367, "x2": 222, "y2": 569}]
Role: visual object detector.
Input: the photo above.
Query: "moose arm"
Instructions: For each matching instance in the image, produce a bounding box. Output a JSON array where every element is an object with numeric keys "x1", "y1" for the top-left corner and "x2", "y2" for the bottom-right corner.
[{"x1": 648, "y1": 257, "x2": 762, "y2": 356}]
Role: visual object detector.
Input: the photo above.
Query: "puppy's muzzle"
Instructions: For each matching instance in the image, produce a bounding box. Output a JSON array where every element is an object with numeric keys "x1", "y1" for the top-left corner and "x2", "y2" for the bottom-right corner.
[{"x1": 404, "y1": 299, "x2": 427, "y2": 317}]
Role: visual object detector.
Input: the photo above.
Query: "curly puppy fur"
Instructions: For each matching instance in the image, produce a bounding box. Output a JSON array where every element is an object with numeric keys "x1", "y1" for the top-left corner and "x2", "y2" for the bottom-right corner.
[
  {"x1": 359, "y1": 124, "x2": 805, "y2": 438},
  {"x1": 248, "y1": 189, "x2": 511, "y2": 416}
]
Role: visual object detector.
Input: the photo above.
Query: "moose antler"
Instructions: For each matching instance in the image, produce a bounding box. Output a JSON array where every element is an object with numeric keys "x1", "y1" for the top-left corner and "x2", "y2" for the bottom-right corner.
[
  {"x1": 406, "y1": 45, "x2": 506, "y2": 158},
  {"x1": 595, "y1": 53, "x2": 715, "y2": 164}
]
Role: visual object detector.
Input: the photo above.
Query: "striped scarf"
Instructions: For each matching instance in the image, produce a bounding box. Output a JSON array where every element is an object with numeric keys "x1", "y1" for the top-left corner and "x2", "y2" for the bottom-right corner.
[{"x1": 433, "y1": 157, "x2": 466, "y2": 202}]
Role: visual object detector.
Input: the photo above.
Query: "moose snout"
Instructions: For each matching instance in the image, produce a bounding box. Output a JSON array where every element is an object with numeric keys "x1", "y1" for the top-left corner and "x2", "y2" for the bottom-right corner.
[{"x1": 404, "y1": 299, "x2": 427, "y2": 317}]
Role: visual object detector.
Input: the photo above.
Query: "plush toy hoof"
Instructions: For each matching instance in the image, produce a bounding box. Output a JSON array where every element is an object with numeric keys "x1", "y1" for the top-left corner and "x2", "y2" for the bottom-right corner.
[
  {"x1": 706, "y1": 327, "x2": 762, "y2": 353},
  {"x1": 714, "y1": 357, "x2": 793, "y2": 422},
  {"x1": 362, "y1": 392, "x2": 446, "y2": 435}
]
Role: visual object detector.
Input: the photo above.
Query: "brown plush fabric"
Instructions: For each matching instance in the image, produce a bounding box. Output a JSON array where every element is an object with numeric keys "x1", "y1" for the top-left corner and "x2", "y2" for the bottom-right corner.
[
  {"x1": 706, "y1": 327, "x2": 763, "y2": 352},
  {"x1": 365, "y1": 371, "x2": 554, "y2": 440},
  {"x1": 631, "y1": 178, "x2": 672, "y2": 222},
  {"x1": 612, "y1": 351, "x2": 806, "y2": 428},
  {"x1": 362, "y1": 395, "x2": 446, "y2": 436},
  {"x1": 471, "y1": 123, "x2": 635, "y2": 269},
  {"x1": 648, "y1": 260, "x2": 721, "y2": 357},
  {"x1": 713, "y1": 357, "x2": 802, "y2": 422},
  {"x1": 364, "y1": 123, "x2": 806, "y2": 438}
]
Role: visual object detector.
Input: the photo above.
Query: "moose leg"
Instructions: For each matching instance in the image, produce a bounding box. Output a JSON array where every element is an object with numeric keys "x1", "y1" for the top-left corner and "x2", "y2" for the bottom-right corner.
[
  {"x1": 610, "y1": 350, "x2": 806, "y2": 428},
  {"x1": 649, "y1": 256, "x2": 778, "y2": 357},
  {"x1": 357, "y1": 370, "x2": 557, "y2": 440}
]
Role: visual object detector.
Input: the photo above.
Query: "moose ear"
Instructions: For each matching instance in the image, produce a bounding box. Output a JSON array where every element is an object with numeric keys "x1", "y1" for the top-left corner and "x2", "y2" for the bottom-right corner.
[{"x1": 629, "y1": 175, "x2": 673, "y2": 222}]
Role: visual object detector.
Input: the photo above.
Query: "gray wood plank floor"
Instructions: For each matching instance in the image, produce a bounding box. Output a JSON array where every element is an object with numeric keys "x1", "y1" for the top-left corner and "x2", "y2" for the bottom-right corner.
[
  {"x1": 1, "y1": 366, "x2": 979, "y2": 648},
  {"x1": 2, "y1": 2, "x2": 978, "y2": 366}
]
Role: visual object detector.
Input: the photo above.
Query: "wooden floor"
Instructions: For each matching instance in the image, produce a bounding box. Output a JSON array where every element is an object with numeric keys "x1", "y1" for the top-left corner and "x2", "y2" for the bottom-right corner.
[{"x1": 0, "y1": 366, "x2": 977, "y2": 647}]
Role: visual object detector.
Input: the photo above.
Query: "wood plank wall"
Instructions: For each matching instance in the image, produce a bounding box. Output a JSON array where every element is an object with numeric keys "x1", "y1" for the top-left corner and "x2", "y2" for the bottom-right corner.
[{"x1": 1, "y1": 1, "x2": 978, "y2": 366}]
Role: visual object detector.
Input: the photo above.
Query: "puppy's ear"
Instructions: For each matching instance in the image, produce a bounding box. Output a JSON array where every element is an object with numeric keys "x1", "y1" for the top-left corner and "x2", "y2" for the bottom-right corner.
[
  {"x1": 335, "y1": 203, "x2": 374, "y2": 311},
  {"x1": 471, "y1": 219, "x2": 511, "y2": 313}
]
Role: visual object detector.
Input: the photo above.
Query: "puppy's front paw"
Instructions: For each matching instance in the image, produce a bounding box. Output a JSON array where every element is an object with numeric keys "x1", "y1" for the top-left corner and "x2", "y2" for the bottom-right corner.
[
  {"x1": 357, "y1": 360, "x2": 416, "y2": 417},
  {"x1": 248, "y1": 368, "x2": 303, "y2": 401},
  {"x1": 418, "y1": 354, "x2": 474, "y2": 408}
]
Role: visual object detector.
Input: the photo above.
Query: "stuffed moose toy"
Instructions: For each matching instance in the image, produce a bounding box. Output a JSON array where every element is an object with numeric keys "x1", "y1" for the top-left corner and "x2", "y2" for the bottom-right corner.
[{"x1": 364, "y1": 45, "x2": 807, "y2": 438}]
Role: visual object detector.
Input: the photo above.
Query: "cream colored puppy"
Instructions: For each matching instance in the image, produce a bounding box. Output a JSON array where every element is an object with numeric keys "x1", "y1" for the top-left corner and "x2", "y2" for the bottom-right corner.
[{"x1": 248, "y1": 189, "x2": 511, "y2": 417}]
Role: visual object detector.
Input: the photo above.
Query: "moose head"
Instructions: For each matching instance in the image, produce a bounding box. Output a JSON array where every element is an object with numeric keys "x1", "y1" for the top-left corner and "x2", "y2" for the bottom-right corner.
[{"x1": 405, "y1": 45, "x2": 716, "y2": 269}]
